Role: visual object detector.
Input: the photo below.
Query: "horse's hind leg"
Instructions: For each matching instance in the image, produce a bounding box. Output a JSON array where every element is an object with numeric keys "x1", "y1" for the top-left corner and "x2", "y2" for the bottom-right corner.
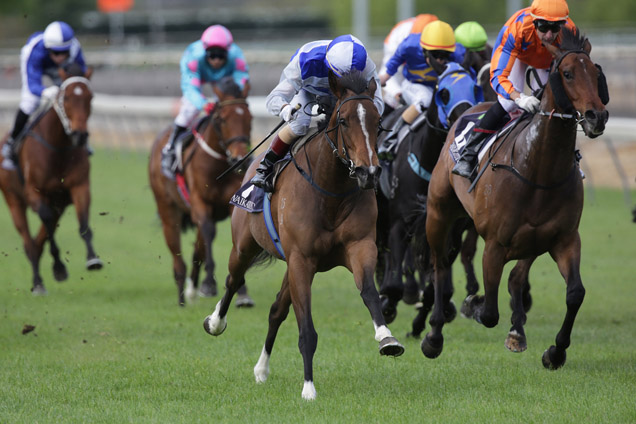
[
  {"x1": 461, "y1": 223, "x2": 480, "y2": 296},
  {"x1": 348, "y1": 239, "x2": 404, "y2": 358},
  {"x1": 187, "y1": 229, "x2": 205, "y2": 302},
  {"x1": 505, "y1": 257, "x2": 535, "y2": 353},
  {"x1": 254, "y1": 271, "x2": 292, "y2": 383},
  {"x1": 543, "y1": 233, "x2": 585, "y2": 370},
  {"x1": 158, "y1": 206, "x2": 187, "y2": 306},
  {"x1": 196, "y1": 216, "x2": 218, "y2": 297},
  {"x1": 379, "y1": 221, "x2": 408, "y2": 323},
  {"x1": 35, "y1": 203, "x2": 69, "y2": 282},
  {"x1": 70, "y1": 183, "x2": 103, "y2": 270}
]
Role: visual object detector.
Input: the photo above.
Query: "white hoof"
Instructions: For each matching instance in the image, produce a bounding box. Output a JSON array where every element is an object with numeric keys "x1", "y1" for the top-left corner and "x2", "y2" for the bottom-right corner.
[
  {"x1": 184, "y1": 278, "x2": 196, "y2": 304},
  {"x1": 254, "y1": 346, "x2": 270, "y2": 383},
  {"x1": 301, "y1": 381, "x2": 316, "y2": 400},
  {"x1": 203, "y1": 302, "x2": 227, "y2": 336}
]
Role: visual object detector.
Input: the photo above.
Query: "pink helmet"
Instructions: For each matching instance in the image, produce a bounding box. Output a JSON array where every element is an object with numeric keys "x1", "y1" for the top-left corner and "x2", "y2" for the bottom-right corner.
[{"x1": 201, "y1": 25, "x2": 233, "y2": 50}]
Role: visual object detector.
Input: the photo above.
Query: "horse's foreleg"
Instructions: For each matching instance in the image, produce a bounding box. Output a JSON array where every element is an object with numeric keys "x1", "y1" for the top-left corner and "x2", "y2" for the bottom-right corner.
[
  {"x1": 505, "y1": 257, "x2": 535, "y2": 353},
  {"x1": 34, "y1": 201, "x2": 68, "y2": 283},
  {"x1": 379, "y1": 222, "x2": 408, "y2": 323},
  {"x1": 348, "y1": 240, "x2": 404, "y2": 357},
  {"x1": 254, "y1": 271, "x2": 292, "y2": 383},
  {"x1": 472, "y1": 241, "x2": 505, "y2": 328},
  {"x1": 197, "y1": 217, "x2": 218, "y2": 297},
  {"x1": 5, "y1": 197, "x2": 44, "y2": 293},
  {"x1": 461, "y1": 224, "x2": 480, "y2": 296},
  {"x1": 543, "y1": 233, "x2": 585, "y2": 370},
  {"x1": 402, "y1": 245, "x2": 421, "y2": 305},
  {"x1": 69, "y1": 183, "x2": 102, "y2": 270},
  {"x1": 186, "y1": 229, "x2": 205, "y2": 302},
  {"x1": 158, "y1": 206, "x2": 187, "y2": 306}
]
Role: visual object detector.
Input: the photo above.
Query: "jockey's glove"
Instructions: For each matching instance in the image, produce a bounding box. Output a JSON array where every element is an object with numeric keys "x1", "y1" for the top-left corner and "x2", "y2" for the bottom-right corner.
[
  {"x1": 204, "y1": 102, "x2": 215, "y2": 115},
  {"x1": 514, "y1": 93, "x2": 540, "y2": 113},
  {"x1": 41, "y1": 85, "x2": 60, "y2": 101},
  {"x1": 279, "y1": 104, "x2": 294, "y2": 122}
]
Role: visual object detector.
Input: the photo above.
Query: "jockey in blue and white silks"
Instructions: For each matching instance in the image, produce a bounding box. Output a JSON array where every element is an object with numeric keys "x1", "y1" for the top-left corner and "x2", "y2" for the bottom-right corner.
[
  {"x1": 161, "y1": 24, "x2": 250, "y2": 179},
  {"x1": 1, "y1": 21, "x2": 87, "y2": 170},
  {"x1": 250, "y1": 34, "x2": 383, "y2": 191}
]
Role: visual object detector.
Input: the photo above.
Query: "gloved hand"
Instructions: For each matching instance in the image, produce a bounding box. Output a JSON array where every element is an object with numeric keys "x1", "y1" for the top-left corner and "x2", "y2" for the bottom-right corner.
[
  {"x1": 279, "y1": 104, "x2": 293, "y2": 122},
  {"x1": 41, "y1": 85, "x2": 59, "y2": 100},
  {"x1": 514, "y1": 93, "x2": 540, "y2": 113},
  {"x1": 204, "y1": 102, "x2": 215, "y2": 115},
  {"x1": 378, "y1": 72, "x2": 390, "y2": 87}
]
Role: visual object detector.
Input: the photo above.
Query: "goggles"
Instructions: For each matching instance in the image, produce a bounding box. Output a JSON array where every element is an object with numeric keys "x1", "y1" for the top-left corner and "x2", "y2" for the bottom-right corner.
[
  {"x1": 206, "y1": 48, "x2": 228, "y2": 60},
  {"x1": 534, "y1": 20, "x2": 565, "y2": 34},
  {"x1": 49, "y1": 49, "x2": 70, "y2": 56},
  {"x1": 427, "y1": 50, "x2": 452, "y2": 62}
]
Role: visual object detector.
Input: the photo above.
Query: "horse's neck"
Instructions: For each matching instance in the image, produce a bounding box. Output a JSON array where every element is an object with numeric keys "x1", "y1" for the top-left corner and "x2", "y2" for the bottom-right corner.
[
  {"x1": 36, "y1": 110, "x2": 67, "y2": 144},
  {"x1": 306, "y1": 132, "x2": 357, "y2": 195}
]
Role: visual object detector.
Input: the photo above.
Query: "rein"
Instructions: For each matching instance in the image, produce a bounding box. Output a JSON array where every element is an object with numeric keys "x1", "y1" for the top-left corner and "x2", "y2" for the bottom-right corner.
[{"x1": 291, "y1": 94, "x2": 375, "y2": 198}]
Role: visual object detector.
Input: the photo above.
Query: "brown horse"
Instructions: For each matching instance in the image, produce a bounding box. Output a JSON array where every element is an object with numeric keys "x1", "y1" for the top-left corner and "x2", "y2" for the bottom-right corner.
[
  {"x1": 0, "y1": 65, "x2": 101, "y2": 294},
  {"x1": 149, "y1": 77, "x2": 252, "y2": 306},
  {"x1": 203, "y1": 71, "x2": 404, "y2": 400},
  {"x1": 423, "y1": 28, "x2": 608, "y2": 368}
]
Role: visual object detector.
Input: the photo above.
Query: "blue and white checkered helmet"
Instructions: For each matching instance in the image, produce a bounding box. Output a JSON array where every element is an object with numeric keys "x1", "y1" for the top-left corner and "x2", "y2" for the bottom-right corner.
[
  {"x1": 43, "y1": 21, "x2": 74, "y2": 52},
  {"x1": 325, "y1": 34, "x2": 367, "y2": 77}
]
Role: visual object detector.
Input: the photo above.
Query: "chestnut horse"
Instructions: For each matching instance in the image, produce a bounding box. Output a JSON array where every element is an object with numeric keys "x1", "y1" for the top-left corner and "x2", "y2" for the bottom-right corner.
[
  {"x1": 149, "y1": 77, "x2": 251, "y2": 306},
  {"x1": 203, "y1": 71, "x2": 404, "y2": 400},
  {"x1": 423, "y1": 28, "x2": 609, "y2": 368},
  {"x1": 0, "y1": 65, "x2": 101, "y2": 294}
]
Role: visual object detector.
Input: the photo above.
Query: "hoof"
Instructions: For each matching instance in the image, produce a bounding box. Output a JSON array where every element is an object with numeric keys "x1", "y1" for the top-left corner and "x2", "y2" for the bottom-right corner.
[
  {"x1": 420, "y1": 333, "x2": 443, "y2": 359},
  {"x1": 406, "y1": 331, "x2": 422, "y2": 340},
  {"x1": 460, "y1": 295, "x2": 476, "y2": 318},
  {"x1": 504, "y1": 330, "x2": 527, "y2": 353},
  {"x1": 444, "y1": 300, "x2": 457, "y2": 323},
  {"x1": 203, "y1": 314, "x2": 227, "y2": 336},
  {"x1": 379, "y1": 336, "x2": 404, "y2": 357},
  {"x1": 184, "y1": 278, "x2": 197, "y2": 305},
  {"x1": 198, "y1": 283, "x2": 217, "y2": 297},
  {"x1": 31, "y1": 285, "x2": 48, "y2": 296},
  {"x1": 53, "y1": 264, "x2": 68, "y2": 282},
  {"x1": 542, "y1": 345, "x2": 566, "y2": 370},
  {"x1": 235, "y1": 293, "x2": 255, "y2": 308},
  {"x1": 402, "y1": 286, "x2": 421, "y2": 305},
  {"x1": 380, "y1": 295, "x2": 398, "y2": 324},
  {"x1": 86, "y1": 257, "x2": 103, "y2": 270}
]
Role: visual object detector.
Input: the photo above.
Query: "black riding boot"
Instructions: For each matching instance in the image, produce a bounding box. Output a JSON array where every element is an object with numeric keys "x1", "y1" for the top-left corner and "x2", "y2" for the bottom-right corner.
[
  {"x1": 451, "y1": 129, "x2": 490, "y2": 178},
  {"x1": 161, "y1": 124, "x2": 186, "y2": 179},
  {"x1": 250, "y1": 148, "x2": 283, "y2": 190},
  {"x1": 1, "y1": 109, "x2": 30, "y2": 170},
  {"x1": 378, "y1": 118, "x2": 405, "y2": 161}
]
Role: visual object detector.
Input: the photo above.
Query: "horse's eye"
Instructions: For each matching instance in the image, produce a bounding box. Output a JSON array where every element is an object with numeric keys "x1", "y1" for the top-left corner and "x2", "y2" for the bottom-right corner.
[
  {"x1": 338, "y1": 118, "x2": 347, "y2": 126},
  {"x1": 563, "y1": 71, "x2": 573, "y2": 80}
]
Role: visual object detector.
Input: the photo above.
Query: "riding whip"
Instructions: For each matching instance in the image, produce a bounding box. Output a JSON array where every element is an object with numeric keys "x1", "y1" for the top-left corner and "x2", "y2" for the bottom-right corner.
[{"x1": 216, "y1": 103, "x2": 301, "y2": 180}]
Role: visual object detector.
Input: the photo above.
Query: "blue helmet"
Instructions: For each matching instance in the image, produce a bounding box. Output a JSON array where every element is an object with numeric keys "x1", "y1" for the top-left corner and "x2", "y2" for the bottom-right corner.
[
  {"x1": 43, "y1": 21, "x2": 74, "y2": 52},
  {"x1": 325, "y1": 34, "x2": 367, "y2": 77}
]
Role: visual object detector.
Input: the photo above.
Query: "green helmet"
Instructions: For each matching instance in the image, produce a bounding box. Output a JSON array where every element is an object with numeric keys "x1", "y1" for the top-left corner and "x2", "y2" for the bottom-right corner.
[{"x1": 454, "y1": 21, "x2": 488, "y2": 51}]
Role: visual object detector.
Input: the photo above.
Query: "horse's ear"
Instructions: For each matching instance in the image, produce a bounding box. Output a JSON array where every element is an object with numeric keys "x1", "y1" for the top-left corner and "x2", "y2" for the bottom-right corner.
[
  {"x1": 241, "y1": 80, "x2": 250, "y2": 98},
  {"x1": 583, "y1": 39, "x2": 592, "y2": 55},
  {"x1": 367, "y1": 76, "x2": 377, "y2": 96},
  {"x1": 212, "y1": 82, "x2": 223, "y2": 99},
  {"x1": 328, "y1": 70, "x2": 342, "y2": 98},
  {"x1": 426, "y1": 51, "x2": 447, "y2": 76},
  {"x1": 84, "y1": 66, "x2": 94, "y2": 80},
  {"x1": 543, "y1": 41, "x2": 561, "y2": 58},
  {"x1": 58, "y1": 67, "x2": 68, "y2": 81}
]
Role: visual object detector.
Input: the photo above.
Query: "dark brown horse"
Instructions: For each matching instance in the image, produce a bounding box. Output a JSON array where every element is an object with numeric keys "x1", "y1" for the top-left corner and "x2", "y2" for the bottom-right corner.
[
  {"x1": 423, "y1": 28, "x2": 608, "y2": 368},
  {"x1": 149, "y1": 77, "x2": 252, "y2": 306},
  {"x1": 203, "y1": 71, "x2": 404, "y2": 400},
  {"x1": 0, "y1": 66, "x2": 101, "y2": 294}
]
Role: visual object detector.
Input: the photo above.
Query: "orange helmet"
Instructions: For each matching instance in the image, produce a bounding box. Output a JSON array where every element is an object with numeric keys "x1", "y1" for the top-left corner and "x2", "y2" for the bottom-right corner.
[
  {"x1": 530, "y1": 0, "x2": 569, "y2": 22},
  {"x1": 410, "y1": 14, "x2": 438, "y2": 34}
]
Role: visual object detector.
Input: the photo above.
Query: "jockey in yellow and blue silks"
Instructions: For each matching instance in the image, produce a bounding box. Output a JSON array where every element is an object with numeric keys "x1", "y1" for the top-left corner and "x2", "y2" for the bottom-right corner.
[
  {"x1": 1, "y1": 21, "x2": 87, "y2": 171},
  {"x1": 161, "y1": 24, "x2": 250, "y2": 179},
  {"x1": 452, "y1": 0, "x2": 576, "y2": 180},
  {"x1": 250, "y1": 34, "x2": 383, "y2": 191}
]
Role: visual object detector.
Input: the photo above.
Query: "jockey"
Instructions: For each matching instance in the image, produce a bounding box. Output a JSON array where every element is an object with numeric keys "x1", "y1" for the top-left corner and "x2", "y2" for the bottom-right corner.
[
  {"x1": 250, "y1": 34, "x2": 383, "y2": 191},
  {"x1": 377, "y1": 20, "x2": 461, "y2": 160},
  {"x1": 380, "y1": 14, "x2": 439, "y2": 110},
  {"x1": 1, "y1": 21, "x2": 87, "y2": 171},
  {"x1": 454, "y1": 21, "x2": 490, "y2": 77},
  {"x1": 161, "y1": 24, "x2": 250, "y2": 179},
  {"x1": 453, "y1": 0, "x2": 576, "y2": 179}
]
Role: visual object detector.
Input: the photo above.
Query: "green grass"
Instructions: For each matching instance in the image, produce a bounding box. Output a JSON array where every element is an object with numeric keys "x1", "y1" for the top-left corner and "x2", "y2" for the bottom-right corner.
[{"x1": 1, "y1": 149, "x2": 635, "y2": 423}]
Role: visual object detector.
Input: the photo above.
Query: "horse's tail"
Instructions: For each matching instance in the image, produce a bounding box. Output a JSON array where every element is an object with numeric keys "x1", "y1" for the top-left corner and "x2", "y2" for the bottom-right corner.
[{"x1": 249, "y1": 250, "x2": 276, "y2": 269}]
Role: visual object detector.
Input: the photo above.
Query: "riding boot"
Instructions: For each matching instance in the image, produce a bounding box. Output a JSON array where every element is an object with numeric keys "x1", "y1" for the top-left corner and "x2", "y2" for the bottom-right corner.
[
  {"x1": 451, "y1": 128, "x2": 490, "y2": 179},
  {"x1": 250, "y1": 133, "x2": 291, "y2": 191},
  {"x1": 378, "y1": 117, "x2": 405, "y2": 161},
  {"x1": 161, "y1": 124, "x2": 186, "y2": 179},
  {"x1": 1, "y1": 109, "x2": 30, "y2": 171}
]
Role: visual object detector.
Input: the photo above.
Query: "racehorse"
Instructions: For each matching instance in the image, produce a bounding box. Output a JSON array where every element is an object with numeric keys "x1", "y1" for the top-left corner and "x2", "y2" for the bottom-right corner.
[
  {"x1": 148, "y1": 77, "x2": 252, "y2": 306},
  {"x1": 203, "y1": 71, "x2": 404, "y2": 400},
  {"x1": 460, "y1": 43, "x2": 497, "y2": 102},
  {"x1": 0, "y1": 64, "x2": 101, "y2": 294},
  {"x1": 376, "y1": 61, "x2": 484, "y2": 329},
  {"x1": 423, "y1": 27, "x2": 608, "y2": 368}
]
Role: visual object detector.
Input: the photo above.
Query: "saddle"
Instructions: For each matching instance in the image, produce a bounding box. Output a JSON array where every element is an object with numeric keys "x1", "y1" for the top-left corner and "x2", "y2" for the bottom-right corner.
[{"x1": 175, "y1": 115, "x2": 213, "y2": 173}]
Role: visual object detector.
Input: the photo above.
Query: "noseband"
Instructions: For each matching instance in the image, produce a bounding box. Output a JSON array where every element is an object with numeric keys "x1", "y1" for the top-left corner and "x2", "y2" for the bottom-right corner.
[
  {"x1": 194, "y1": 98, "x2": 250, "y2": 162},
  {"x1": 324, "y1": 94, "x2": 375, "y2": 177}
]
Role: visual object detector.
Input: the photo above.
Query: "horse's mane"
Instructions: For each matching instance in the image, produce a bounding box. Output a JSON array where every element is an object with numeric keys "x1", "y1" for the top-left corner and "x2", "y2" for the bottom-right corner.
[
  {"x1": 559, "y1": 26, "x2": 587, "y2": 53},
  {"x1": 332, "y1": 70, "x2": 369, "y2": 95},
  {"x1": 215, "y1": 76, "x2": 243, "y2": 98}
]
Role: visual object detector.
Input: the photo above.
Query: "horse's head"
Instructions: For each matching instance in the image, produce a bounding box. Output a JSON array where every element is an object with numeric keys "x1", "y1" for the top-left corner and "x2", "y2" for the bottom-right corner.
[
  {"x1": 430, "y1": 61, "x2": 484, "y2": 129},
  {"x1": 543, "y1": 27, "x2": 609, "y2": 138},
  {"x1": 56, "y1": 64, "x2": 93, "y2": 147},
  {"x1": 461, "y1": 45, "x2": 497, "y2": 102},
  {"x1": 210, "y1": 77, "x2": 252, "y2": 172},
  {"x1": 327, "y1": 71, "x2": 381, "y2": 190}
]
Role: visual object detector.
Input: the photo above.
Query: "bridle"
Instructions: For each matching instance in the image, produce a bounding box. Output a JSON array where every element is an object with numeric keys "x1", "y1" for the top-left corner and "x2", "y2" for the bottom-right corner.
[
  {"x1": 51, "y1": 76, "x2": 92, "y2": 137},
  {"x1": 192, "y1": 98, "x2": 250, "y2": 162}
]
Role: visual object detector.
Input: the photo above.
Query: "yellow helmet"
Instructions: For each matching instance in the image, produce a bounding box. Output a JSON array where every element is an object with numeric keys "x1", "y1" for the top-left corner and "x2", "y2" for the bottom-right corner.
[
  {"x1": 530, "y1": 0, "x2": 569, "y2": 22},
  {"x1": 420, "y1": 20, "x2": 456, "y2": 52}
]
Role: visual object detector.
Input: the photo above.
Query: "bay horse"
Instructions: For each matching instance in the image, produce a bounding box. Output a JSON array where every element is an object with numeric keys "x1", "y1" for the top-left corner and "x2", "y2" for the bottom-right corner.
[
  {"x1": 423, "y1": 27, "x2": 609, "y2": 368},
  {"x1": 376, "y1": 61, "x2": 484, "y2": 329},
  {"x1": 0, "y1": 65, "x2": 101, "y2": 294},
  {"x1": 149, "y1": 77, "x2": 252, "y2": 306},
  {"x1": 203, "y1": 71, "x2": 404, "y2": 400}
]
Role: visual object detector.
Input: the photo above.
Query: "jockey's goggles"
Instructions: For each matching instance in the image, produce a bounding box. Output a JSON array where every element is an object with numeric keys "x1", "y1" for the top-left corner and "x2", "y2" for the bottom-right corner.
[
  {"x1": 206, "y1": 48, "x2": 227, "y2": 60},
  {"x1": 49, "y1": 49, "x2": 70, "y2": 56},
  {"x1": 426, "y1": 50, "x2": 452, "y2": 62},
  {"x1": 534, "y1": 19, "x2": 565, "y2": 34}
]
